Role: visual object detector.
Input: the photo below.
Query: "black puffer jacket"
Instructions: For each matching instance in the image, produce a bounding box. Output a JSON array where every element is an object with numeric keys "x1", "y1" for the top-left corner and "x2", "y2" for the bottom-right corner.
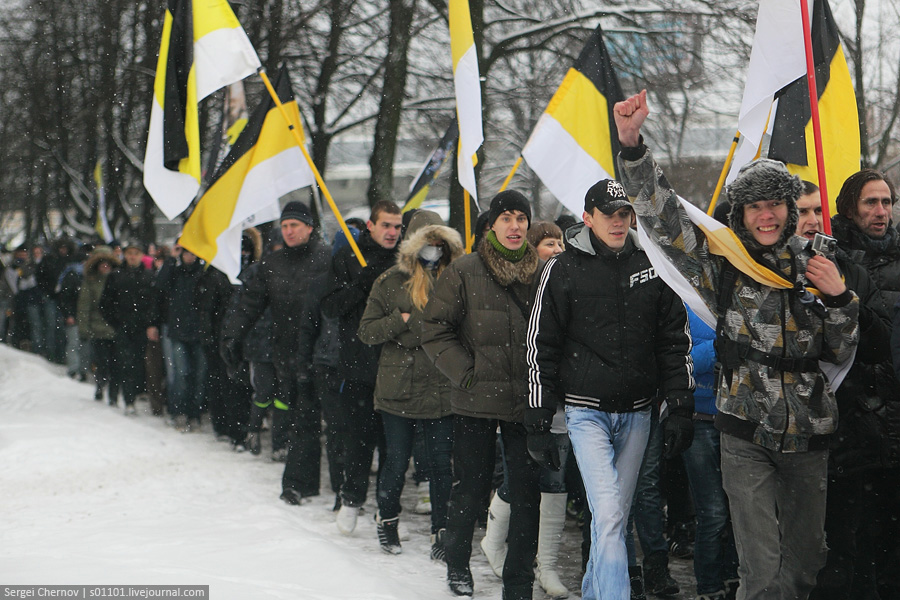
[
  {"x1": 528, "y1": 224, "x2": 694, "y2": 414},
  {"x1": 222, "y1": 239, "x2": 330, "y2": 373},
  {"x1": 321, "y1": 231, "x2": 398, "y2": 385},
  {"x1": 422, "y1": 236, "x2": 540, "y2": 423}
]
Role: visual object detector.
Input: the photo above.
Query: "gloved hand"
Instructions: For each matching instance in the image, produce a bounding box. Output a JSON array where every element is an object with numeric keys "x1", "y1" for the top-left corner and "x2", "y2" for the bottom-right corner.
[
  {"x1": 524, "y1": 408, "x2": 561, "y2": 471},
  {"x1": 220, "y1": 337, "x2": 242, "y2": 373},
  {"x1": 356, "y1": 263, "x2": 387, "y2": 293},
  {"x1": 663, "y1": 406, "x2": 694, "y2": 459}
]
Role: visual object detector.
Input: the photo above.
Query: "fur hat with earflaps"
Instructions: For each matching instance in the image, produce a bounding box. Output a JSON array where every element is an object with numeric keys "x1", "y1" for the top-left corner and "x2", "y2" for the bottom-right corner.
[{"x1": 726, "y1": 158, "x2": 802, "y2": 250}]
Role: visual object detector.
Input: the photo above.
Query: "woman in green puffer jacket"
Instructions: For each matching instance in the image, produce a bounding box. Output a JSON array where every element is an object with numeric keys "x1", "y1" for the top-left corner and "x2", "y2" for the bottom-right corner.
[{"x1": 358, "y1": 210, "x2": 463, "y2": 559}]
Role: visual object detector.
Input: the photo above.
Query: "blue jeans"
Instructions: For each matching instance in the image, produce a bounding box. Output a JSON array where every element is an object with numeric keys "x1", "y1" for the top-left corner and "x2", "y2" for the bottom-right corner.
[
  {"x1": 566, "y1": 406, "x2": 651, "y2": 600},
  {"x1": 682, "y1": 421, "x2": 738, "y2": 595},
  {"x1": 25, "y1": 302, "x2": 45, "y2": 356},
  {"x1": 64, "y1": 324, "x2": 88, "y2": 377},
  {"x1": 168, "y1": 339, "x2": 207, "y2": 418},
  {"x1": 377, "y1": 412, "x2": 453, "y2": 533},
  {"x1": 626, "y1": 403, "x2": 668, "y2": 566}
]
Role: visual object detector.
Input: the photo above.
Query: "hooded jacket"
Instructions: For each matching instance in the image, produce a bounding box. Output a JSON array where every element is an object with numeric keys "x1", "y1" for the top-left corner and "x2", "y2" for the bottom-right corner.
[
  {"x1": 77, "y1": 249, "x2": 120, "y2": 341},
  {"x1": 620, "y1": 145, "x2": 859, "y2": 453},
  {"x1": 527, "y1": 223, "x2": 694, "y2": 415},
  {"x1": 358, "y1": 224, "x2": 463, "y2": 419},
  {"x1": 421, "y1": 235, "x2": 540, "y2": 422}
]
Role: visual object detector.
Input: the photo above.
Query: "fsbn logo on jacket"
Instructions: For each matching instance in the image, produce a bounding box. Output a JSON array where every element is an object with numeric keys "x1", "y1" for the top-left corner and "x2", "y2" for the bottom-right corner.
[{"x1": 629, "y1": 267, "x2": 657, "y2": 288}]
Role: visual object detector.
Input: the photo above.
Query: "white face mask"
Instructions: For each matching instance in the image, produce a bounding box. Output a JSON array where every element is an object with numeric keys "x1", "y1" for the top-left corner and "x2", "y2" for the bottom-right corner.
[{"x1": 418, "y1": 245, "x2": 443, "y2": 262}]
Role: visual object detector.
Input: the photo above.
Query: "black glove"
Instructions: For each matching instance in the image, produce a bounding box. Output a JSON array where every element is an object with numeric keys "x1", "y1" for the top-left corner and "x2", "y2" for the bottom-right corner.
[
  {"x1": 524, "y1": 408, "x2": 561, "y2": 472},
  {"x1": 356, "y1": 264, "x2": 385, "y2": 294},
  {"x1": 663, "y1": 406, "x2": 694, "y2": 459},
  {"x1": 220, "y1": 337, "x2": 242, "y2": 372}
]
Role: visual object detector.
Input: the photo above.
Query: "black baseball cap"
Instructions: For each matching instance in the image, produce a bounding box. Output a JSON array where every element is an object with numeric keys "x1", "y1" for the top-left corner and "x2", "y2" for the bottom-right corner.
[{"x1": 584, "y1": 179, "x2": 631, "y2": 215}]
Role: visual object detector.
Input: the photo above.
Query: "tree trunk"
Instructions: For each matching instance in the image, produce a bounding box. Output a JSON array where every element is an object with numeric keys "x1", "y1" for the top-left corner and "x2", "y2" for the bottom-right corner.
[{"x1": 366, "y1": 0, "x2": 416, "y2": 209}]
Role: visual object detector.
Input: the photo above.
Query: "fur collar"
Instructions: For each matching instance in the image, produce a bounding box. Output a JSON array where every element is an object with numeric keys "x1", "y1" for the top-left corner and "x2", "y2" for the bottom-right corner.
[
  {"x1": 477, "y1": 236, "x2": 539, "y2": 287},
  {"x1": 397, "y1": 225, "x2": 464, "y2": 275}
]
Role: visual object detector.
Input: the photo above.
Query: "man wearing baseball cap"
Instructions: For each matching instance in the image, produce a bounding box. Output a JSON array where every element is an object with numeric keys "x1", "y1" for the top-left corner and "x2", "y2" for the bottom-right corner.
[{"x1": 526, "y1": 179, "x2": 695, "y2": 600}]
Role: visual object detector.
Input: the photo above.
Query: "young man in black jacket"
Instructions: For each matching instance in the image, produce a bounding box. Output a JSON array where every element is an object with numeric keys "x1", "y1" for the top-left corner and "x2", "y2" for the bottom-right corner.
[
  {"x1": 322, "y1": 200, "x2": 402, "y2": 535},
  {"x1": 526, "y1": 179, "x2": 695, "y2": 600}
]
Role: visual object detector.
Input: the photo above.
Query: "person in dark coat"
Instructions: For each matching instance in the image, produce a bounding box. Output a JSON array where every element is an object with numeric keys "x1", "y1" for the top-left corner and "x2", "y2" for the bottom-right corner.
[
  {"x1": 57, "y1": 245, "x2": 91, "y2": 380},
  {"x1": 422, "y1": 191, "x2": 542, "y2": 599},
  {"x1": 322, "y1": 201, "x2": 402, "y2": 534},
  {"x1": 35, "y1": 237, "x2": 74, "y2": 363},
  {"x1": 150, "y1": 248, "x2": 207, "y2": 431},
  {"x1": 824, "y1": 173, "x2": 900, "y2": 598},
  {"x1": 287, "y1": 229, "x2": 353, "y2": 506},
  {"x1": 221, "y1": 202, "x2": 330, "y2": 496},
  {"x1": 233, "y1": 231, "x2": 277, "y2": 455},
  {"x1": 99, "y1": 242, "x2": 155, "y2": 415}
]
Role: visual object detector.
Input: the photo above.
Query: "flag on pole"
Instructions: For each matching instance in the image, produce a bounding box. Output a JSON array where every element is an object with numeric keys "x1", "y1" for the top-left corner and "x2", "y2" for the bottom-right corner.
[
  {"x1": 143, "y1": 0, "x2": 261, "y2": 220},
  {"x1": 727, "y1": 0, "x2": 859, "y2": 215},
  {"x1": 449, "y1": 0, "x2": 483, "y2": 202},
  {"x1": 521, "y1": 25, "x2": 625, "y2": 217},
  {"x1": 403, "y1": 119, "x2": 459, "y2": 212},
  {"x1": 178, "y1": 66, "x2": 314, "y2": 283},
  {"x1": 93, "y1": 162, "x2": 114, "y2": 244},
  {"x1": 767, "y1": 0, "x2": 859, "y2": 214}
]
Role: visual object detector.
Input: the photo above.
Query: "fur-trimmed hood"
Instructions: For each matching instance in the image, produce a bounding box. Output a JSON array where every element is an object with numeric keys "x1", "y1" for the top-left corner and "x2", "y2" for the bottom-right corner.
[
  {"x1": 397, "y1": 224, "x2": 464, "y2": 275},
  {"x1": 726, "y1": 158, "x2": 801, "y2": 251},
  {"x1": 84, "y1": 246, "x2": 120, "y2": 276},
  {"x1": 477, "y1": 235, "x2": 539, "y2": 287},
  {"x1": 242, "y1": 227, "x2": 263, "y2": 262}
]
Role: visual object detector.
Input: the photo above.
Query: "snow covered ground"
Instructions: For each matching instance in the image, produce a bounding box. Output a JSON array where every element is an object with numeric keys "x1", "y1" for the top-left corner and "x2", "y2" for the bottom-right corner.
[
  {"x1": 0, "y1": 343, "x2": 694, "y2": 598},
  {"x1": 0, "y1": 344, "x2": 495, "y2": 599}
]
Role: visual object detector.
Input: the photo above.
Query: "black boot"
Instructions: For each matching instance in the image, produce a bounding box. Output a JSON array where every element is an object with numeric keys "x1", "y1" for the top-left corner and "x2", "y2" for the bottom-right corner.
[
  {"x1": 447, "y1": 565, "x2": 474, "y2": 597},
  {"x1": 629, "y1": 565, "x2": 647, "y2": 600},
  {"x1": 643, "y1": 550, "x2": 679, "y2": 596}
]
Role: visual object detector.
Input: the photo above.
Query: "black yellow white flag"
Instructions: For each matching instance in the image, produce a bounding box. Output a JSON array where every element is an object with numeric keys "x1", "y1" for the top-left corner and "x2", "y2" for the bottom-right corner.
[
  {"x1": 178, "y1": 67, "x2": 313, "y2": 283},
  {"x1": 767, "y1": 0, "x2": 859, "y2": 214},
  {"x1": 521, "y1": 25, "x2": 624, "y2": 216},
  {"x1": 449, "y1": 0, "x2": 483, "y2": 202},
  {"x1": 143, "y1": 0, "x2": 261, "y2": 220},
  {"x1": 727, "y1": 0, "x2": 859, "y2": 215}
]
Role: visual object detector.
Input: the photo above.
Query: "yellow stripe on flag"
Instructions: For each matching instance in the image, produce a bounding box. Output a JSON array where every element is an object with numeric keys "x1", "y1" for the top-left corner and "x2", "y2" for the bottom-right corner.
[
  {"x1": 545, "y1": 68, "x2": 616, "y2": 177},
  {"x1": 783, "y1": 47, "x2": 860, "y2": 216}
]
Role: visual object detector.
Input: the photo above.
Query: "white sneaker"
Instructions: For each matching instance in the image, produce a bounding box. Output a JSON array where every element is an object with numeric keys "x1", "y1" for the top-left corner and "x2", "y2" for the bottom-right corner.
[
  {"x1": 414, "y1": 482, "x2": 432, "y2": 515},
  {"x1": 336, "y1": 504, "x2": 359, "y2": 536}
]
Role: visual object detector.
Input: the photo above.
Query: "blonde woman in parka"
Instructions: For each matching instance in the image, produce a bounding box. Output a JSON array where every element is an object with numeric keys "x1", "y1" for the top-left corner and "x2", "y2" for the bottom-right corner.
[{"x1": 358, "y1": 210, "x2": 463, "y2": 559}]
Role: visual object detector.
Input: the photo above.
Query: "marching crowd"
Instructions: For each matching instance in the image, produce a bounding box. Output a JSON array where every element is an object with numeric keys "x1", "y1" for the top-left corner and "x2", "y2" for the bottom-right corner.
[{"x1": 2, "y1": 93, "x2": 900, "y2": 600}]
